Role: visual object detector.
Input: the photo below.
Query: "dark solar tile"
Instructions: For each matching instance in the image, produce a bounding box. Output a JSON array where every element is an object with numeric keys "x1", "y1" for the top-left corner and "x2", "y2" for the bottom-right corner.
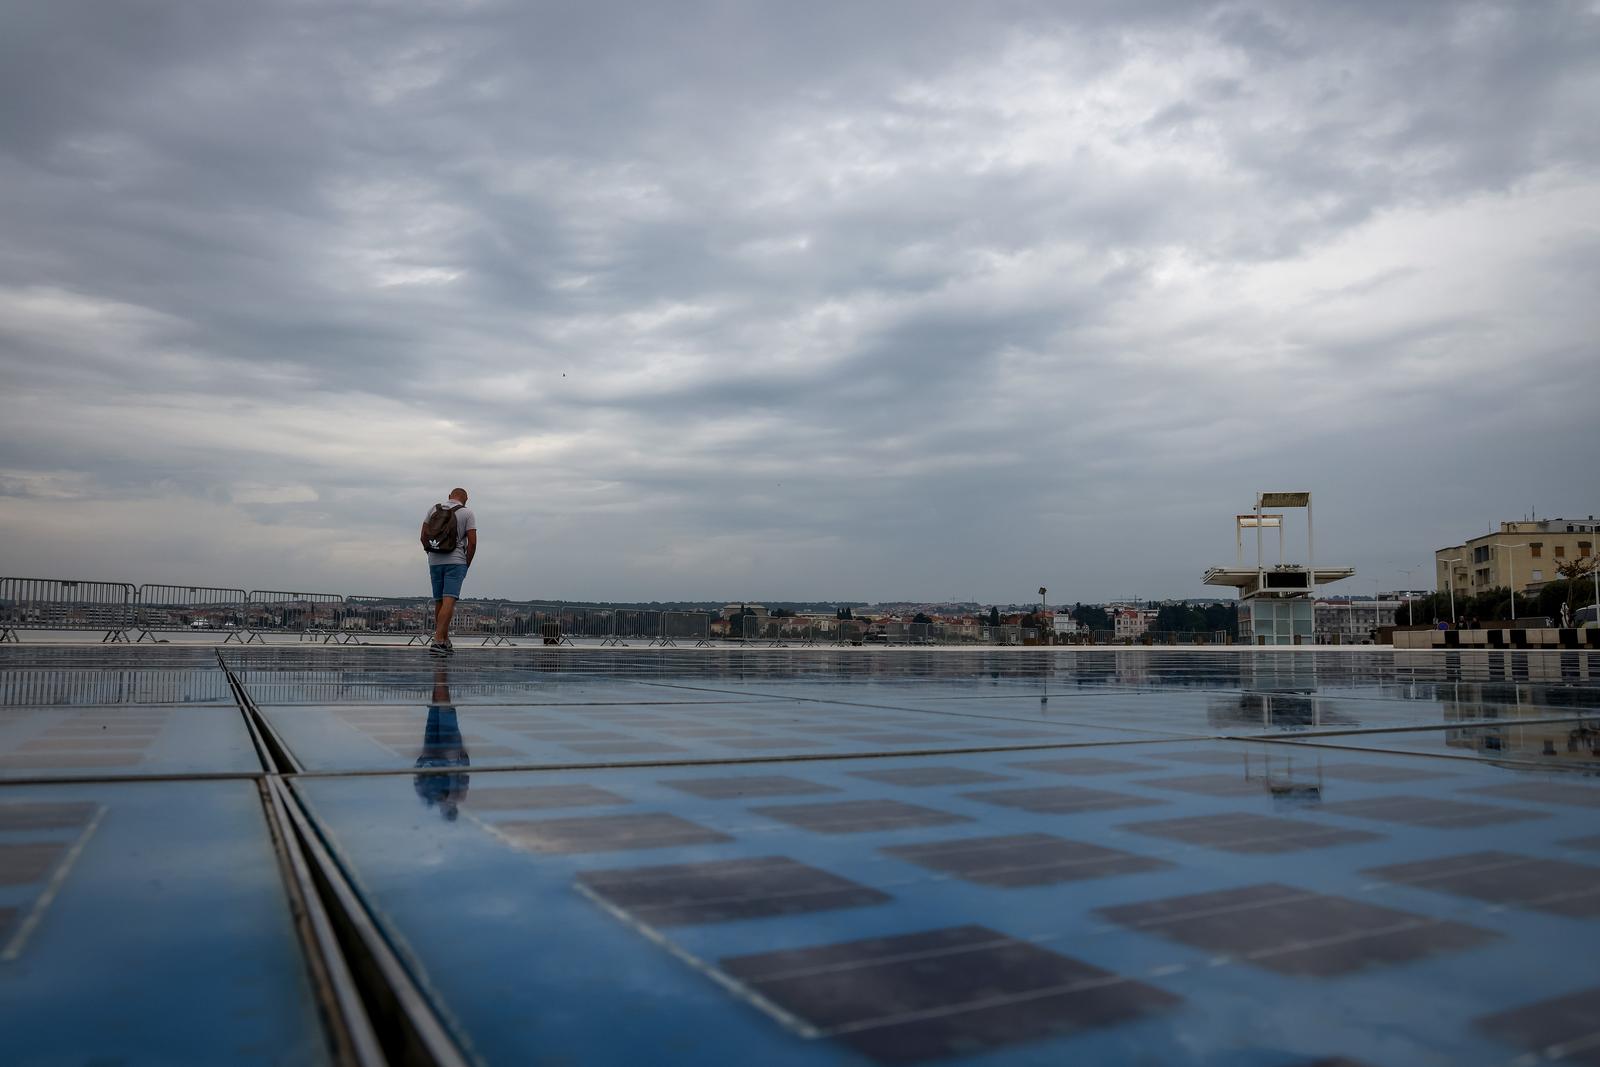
[
  {"x1": 848, "y1": 733, "x2": 956, "y2": 746},
  {"x1": 0, "y1": 753, "x2": 145, "y2": 770},
  {"x1": 961, "y1": 784, "x2": 1166, "y2": 815},
  {"x1": 1477, "y1": 986, "x2": 1600, "y2": 1065},
  {"x1": 1137, "y1": 773, "x2": 1296, "y2": 797},
  {"x1": 0, "y1": 802, "x2": 98, "y2": 832},
  {"x1": 40, "y1": 726, "x2": 162, "y2": 737},
  {"x1": 497, "y1": 812, "x2": 732, "y2": 854},
  {"x1": 847, "y1": 766, "x2": 1014, "y2": 787},
  {"x1": 963, "y1": 728, "x2": 1066, "y2": 739},
  {"x1": 720, "y1": 924, "x2": 1180, "y2": 1065},
  {"x1": 510, "y1": 730, "x2": 626, "y2": 741},
  {"x1": 654, "y1": 725, "x2": 767, "y2": 738},
  {"x1": 752, "y1": 799, "x2": 971, "y2": 834},
  {"x1": 0, "y1": 841, "x2": 67, "y2": 885},
  {"x1": 467, "y1": 785, "x2": 630, "y2": 811},
  {"x1": 1151, "y1": 749, "x2": 1256, "y2": 765},
  {"x1": 1316, "y1": 763, "x2": 1455, "y2": 783},
  {"x1": 714, "y1": 738, "x2": 828, "y2": 751},
  {"x1": 577, "y1": 855, "x2": 890, "y2": 926},
  {"x1": 1098, "y1": 882, "x2": 1495, "y2": 976},
  {"x1": 1122, "y1": 812, "x2": 1382, "y2": 854},
  {"x1": 661, "y1": 775, "x2": 841, "y2": 800},
  {"x1": 1362, "y1": 850, "x2": 1600, "y2": 917},
  {"x1": 63, "y1": 715, "x2": 170, "y2": 724},
  {"x1": 1320, "y1": 795, "x2": 1545, "y2": 829},
  {"x1": 1007, "y1": 757, "x2": 1153, "y2": 776},
  {"x1": 560, "y1": 741, "x2": 688, "y2": 756},
  {"x1": 19, "y1": 737, "x2": 153, "y2": 751},
  {"x1": 464, "y1": 745, "x2": 528, "y2": 758},
  {"x1": 883, "y1": 832, "x2": 1172, "y2": 887},
  {"x1": 1474, "y1": 780, "x2": 1600, "y2": 809}
]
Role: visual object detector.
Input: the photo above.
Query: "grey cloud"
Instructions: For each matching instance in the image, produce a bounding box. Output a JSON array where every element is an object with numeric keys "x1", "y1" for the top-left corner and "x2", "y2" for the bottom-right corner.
[{"x1": 1, "y1": 0, "x2": 1597, "y2": 600}]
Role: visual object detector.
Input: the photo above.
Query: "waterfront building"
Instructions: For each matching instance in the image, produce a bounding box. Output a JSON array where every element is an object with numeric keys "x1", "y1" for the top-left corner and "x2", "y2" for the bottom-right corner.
[
  {"x1": 1314, "y1": 599, "x2": 1401, "y2": 643},
  {"x1": 1437, "y1": 517, "x2": 1597, "y2": 597},
  {"x1": 1113, "y1": 608, "x2": 1156, "y2": 640},
  {"x1": 1203, "y1": 491, "x2": 1354, "y2": 644}
]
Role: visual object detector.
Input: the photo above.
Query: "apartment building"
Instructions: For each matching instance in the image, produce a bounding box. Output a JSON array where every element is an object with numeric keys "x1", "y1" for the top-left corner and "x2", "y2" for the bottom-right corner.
[
  {"x1": 1437, "y1": 517, "x2": 1597, "y2": 596},
  {"x1": 1313, "y1": 599, "x2": 1400, "y2": 643},
  {"x1": 1113, "y1": 608, "x2": 1157, "y2": 640}
]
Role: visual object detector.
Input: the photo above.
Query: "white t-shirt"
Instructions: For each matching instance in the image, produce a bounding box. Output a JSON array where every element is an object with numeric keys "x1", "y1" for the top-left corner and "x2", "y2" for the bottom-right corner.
[{"x1": 424, "y1": 502, "x2": 477, "y2": 566}]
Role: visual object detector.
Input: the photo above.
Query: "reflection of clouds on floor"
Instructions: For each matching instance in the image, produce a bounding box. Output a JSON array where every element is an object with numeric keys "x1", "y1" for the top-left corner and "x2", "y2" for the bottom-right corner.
[
  {"x1": 5, "y1": 644, "x2": 1600, "y2": 1065},
  {"x1": 0, "y1": 800, "x2": 104, "y2": 961},
  {"x1": 0, "y1": 709, "x2": 169, "y2": 772}
]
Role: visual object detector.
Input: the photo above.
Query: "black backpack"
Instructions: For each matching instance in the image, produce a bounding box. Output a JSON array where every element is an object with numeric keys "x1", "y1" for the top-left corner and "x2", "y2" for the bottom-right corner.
[{"x1": 421, "y1": 503, "x2": 465, "y2": 554}]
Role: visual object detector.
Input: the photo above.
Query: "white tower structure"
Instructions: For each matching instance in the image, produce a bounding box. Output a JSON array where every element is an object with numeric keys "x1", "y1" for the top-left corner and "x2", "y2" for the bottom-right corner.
[{"x1": 1203, "y1": 491, "x2": 1354, "y2": 644}]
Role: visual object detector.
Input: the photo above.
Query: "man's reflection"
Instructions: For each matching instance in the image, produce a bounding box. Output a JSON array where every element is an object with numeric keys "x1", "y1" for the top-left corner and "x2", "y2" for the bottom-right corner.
[{"x1": 414, "y1": 664, "x2": 470, "y2": 820}]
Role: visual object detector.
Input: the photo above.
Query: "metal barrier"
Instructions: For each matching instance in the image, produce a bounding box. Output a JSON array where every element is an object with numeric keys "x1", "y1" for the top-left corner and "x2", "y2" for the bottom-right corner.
[
  {"x1": 340, "y1": 596, "x2": 432, "y2": 645},
  {"x1": 556, "y1": 606, "x2": 612, "y2": 645},
  {"x1": 244, "y1": 590, "x2": 345, "y2": 643},
  {"x1": 446, "y1": 600, "x2": 520, "y2": 646},
  {"x1": 737, "y1": 615, "x2": 816, "y2": 647},
  {"x1": 741, "y1": 615, "x2": 779, "y2": 645},
  {"x1": 610, "y1": 610, "x2": 660, "y2": 645},
  {"x1": 5, "y1": 578, "x2": 1253, "y2": 650},
  {"x1": 135, "y1": 584, "x2": 248, "y2": 643},
  {"x1": 0, "y1": 577, "x2": 137, "y2": 642},
  {"x1": 656, "y1": 611, "x2": 712, "y2": 647},
  {"x1": 779, "y1": 617, "x2": 819, "y2": 646}
]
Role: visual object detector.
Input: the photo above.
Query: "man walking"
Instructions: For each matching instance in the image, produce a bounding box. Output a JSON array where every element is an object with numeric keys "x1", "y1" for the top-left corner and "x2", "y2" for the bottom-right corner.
[{"x1": 421, "y1": 488, "x2": 477, "y2": 655}]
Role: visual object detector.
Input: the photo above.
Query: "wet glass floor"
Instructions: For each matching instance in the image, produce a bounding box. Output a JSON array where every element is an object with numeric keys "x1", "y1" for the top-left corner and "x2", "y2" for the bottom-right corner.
[{"x1": 2, "y1": 645, "x2": 1598, "y2": 1066}]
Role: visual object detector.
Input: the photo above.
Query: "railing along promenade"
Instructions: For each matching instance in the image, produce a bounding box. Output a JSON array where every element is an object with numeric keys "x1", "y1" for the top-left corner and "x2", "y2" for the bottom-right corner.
[{"x1": 1, "y1": 575, "x2": 1242, "y2": 647}]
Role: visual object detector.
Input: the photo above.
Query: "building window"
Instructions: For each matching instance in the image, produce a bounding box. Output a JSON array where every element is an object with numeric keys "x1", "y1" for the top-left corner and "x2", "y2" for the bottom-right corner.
[
  {"x1": 1582, "y1": 542, "x2": 1593, "y2": 558},
  {"x1": 1476, "y1": 568, "x2": 1490, "y2": 585},
  {"x1": 1473, "y1": 546, "x2": 1490, "y2": 563},
  {"x1": 1554, "y1": 545, "x2": 1566, "y2": 559},
  {"x1": 1531, "y1": 543, "x2": 1543, "y2": 558},
  {"x1": 1532, "y1": 569, "x2": 1543, "y2": 582}
]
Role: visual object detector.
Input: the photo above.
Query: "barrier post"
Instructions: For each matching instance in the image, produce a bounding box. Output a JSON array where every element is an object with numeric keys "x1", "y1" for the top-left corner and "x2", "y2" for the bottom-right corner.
[
  {"x1": 660, "y1": 611, "x2": 712, "y2": 647},
  {"x1": 245, "y1": 590, "x2": 345, "y2": 643},
  {"x1": 135, "y1": 584, "x2": 248, "y2": 642},
  {"x1": 0, "y1": 578, "x2": 137, "y2": 642}
]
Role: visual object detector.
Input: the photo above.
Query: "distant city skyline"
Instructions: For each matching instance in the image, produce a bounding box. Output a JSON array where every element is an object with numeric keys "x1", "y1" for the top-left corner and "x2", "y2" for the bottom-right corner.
[{"x1": 2, "y1": 3, "x2": 1596, "y2": 602}]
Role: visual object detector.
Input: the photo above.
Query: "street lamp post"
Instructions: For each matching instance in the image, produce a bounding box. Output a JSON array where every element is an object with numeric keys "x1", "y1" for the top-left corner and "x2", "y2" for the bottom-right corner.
[
  {"x1": 1440, "y1": 557, "x2": 1463, "y2": 628},
  {"x1": 1400, "y1": 563, "x2": 1422, "y2": 626},
  {"x1": 1495, "y1": 543, "x2": 1531, "y2": 621}
]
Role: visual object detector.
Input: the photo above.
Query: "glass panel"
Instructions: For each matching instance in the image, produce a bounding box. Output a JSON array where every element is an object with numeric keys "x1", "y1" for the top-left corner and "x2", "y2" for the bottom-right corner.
[
  {"x1": 0, "y1": 780, "x2": 331, "y2": 1065},
  {"x1": 0, "y1": 705, "x2": 261, "y2": 779}
]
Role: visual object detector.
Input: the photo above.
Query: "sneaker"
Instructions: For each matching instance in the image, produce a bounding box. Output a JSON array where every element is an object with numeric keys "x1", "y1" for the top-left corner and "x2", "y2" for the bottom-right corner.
[{"x1": 429, "y1": 641, "x2": 454, "y2": 656}]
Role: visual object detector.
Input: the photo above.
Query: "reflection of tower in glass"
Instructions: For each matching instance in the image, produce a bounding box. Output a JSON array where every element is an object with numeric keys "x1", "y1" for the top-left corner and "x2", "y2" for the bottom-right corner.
[{"x1": 414, "y1": 665, "x2": 470, "y2": 821}]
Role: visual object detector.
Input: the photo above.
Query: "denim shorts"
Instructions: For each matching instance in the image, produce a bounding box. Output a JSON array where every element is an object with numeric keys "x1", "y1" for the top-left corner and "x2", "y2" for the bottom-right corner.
[{"x1": 429, "y1": 563, "x2": 468, "y2": 600}]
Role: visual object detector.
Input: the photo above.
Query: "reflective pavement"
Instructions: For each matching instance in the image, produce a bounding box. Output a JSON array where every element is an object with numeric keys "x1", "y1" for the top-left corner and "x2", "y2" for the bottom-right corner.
[{"x1": 2, "y1": 644, "x2": 1598, "y2": 1065}]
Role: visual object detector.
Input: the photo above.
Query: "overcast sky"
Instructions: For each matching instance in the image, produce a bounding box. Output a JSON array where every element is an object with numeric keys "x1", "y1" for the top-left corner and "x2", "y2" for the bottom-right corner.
[{"x1": 1, "y1": 1, "x2": 1596, "y2": 604}]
